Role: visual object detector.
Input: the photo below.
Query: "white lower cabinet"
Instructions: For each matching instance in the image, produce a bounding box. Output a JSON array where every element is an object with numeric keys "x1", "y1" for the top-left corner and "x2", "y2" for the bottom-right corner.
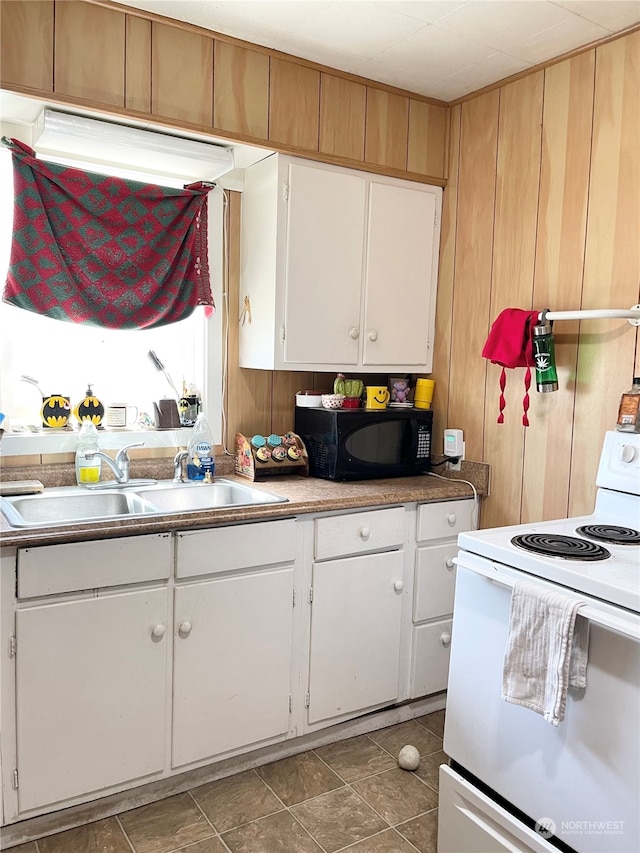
[
  {"x1": 172, "y1": 566, "x2": 295, "y2": 767},
  {"x1": 308, "y1": 549, "x2": 404, "y2": 725},
  {"x1": 409, "y1": 499, "x2": 476, "y2": 698},
  {"x1": 16, "y1": 589, "x2": 169, "y2": 813},
  {"x1": 306, "y1": 507, "x2": 407, "y2": 726},
  {"x1": 10, "y1": 534, "x2": 172, "y2": 815},
  {"x1": 172, "y1": 520, "x2": 297, "y2": 767}
]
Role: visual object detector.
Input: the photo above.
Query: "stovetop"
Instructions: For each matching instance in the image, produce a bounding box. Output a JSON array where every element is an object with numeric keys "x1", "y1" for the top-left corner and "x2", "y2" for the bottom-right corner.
[
  {"x1": 458, "y1": 432, "x2": 640, "y2": 613},
  {"x1": 458, "y1": 509, "x2": 640, "y2": 612}
]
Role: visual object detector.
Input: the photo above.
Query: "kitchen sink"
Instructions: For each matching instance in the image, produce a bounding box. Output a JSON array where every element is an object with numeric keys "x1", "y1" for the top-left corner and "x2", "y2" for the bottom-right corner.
[
  {"x1": 0, "y1": 489, "x2": 155, "y2": 528},
  {"x1": 0, "y1": 479, "x2": 288, "y2": 528},
  {"x1": 133, "y1": 481, "x2": 288, "y2": 512}
]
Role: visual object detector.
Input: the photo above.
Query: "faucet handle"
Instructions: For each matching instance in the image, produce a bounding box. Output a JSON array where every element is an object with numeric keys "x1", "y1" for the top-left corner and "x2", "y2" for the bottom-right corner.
[{"x1": 115, "y1": 442, "x2": 144, "y2": 465}]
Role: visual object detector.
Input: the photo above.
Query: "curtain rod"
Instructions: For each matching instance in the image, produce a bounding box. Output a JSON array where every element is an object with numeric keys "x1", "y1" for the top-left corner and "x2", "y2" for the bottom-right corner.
[{"x1": 538, "y1": 305, "x2": 640, "y2": 326}]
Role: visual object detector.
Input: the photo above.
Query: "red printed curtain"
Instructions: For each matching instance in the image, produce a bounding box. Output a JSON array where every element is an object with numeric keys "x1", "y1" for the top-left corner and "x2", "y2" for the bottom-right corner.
[{"x1": 1, "y1": 137, "x2": 214, "y2": 329}]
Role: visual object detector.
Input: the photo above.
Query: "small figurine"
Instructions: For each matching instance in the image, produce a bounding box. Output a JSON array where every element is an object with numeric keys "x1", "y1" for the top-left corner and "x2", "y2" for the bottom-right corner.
[{"x1": 391, "y1": 380, "x2": 411, "y2": 403}]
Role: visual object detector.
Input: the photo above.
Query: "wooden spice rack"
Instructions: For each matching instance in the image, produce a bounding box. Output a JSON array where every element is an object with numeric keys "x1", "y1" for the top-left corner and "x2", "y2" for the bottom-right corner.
[{"x1": 235, "y1": 432, "x2": 309, "y2": 481}]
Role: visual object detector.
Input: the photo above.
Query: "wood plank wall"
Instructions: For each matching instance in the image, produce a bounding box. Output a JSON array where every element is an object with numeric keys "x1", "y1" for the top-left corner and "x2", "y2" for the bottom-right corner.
[
  {"x1": 0, "y1": 0, "x2": 448, "y2": 184},
  {"x1": 436, "y1": 31, "x2": 639, "y2": 527}
]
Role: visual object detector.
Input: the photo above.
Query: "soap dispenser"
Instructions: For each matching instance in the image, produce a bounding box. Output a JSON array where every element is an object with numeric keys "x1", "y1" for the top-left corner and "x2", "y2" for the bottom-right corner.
[
  {"x1": 75, "y1": 420, "x2": 102, "y2": 485},
  {"x1": 187, "y1": 414, "x2": 215, "y2": 481}
]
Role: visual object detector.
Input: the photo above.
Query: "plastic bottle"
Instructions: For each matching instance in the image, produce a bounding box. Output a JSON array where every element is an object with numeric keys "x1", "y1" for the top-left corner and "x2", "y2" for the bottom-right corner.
[
  {"x1": 616, "y1": 377, "x2": 640, "y2": 433},
  {"x1": 532, "y1": 321, "x2": 559, "y2": 392},
  {"x1": 75, "y1": 421, "x2": 102, "y2": 485},
  {"x1": 187, "y1": 413, "x2": 215, "y2": 481}
]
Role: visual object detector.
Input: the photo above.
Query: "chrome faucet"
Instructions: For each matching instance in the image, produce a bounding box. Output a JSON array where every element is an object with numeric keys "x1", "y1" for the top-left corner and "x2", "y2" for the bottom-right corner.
[
  {"x1": 172, "y1": 450, "x2": 189, "y2": 484},
  {"x1": 86, "y1": 442, "x2": 144, "y2": 484}
]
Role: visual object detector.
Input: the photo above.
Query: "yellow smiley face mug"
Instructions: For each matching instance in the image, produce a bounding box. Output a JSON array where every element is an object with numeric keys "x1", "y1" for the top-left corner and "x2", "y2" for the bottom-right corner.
[{"x1": 365, "y1": 386, "x2": 390, "y2": 410}]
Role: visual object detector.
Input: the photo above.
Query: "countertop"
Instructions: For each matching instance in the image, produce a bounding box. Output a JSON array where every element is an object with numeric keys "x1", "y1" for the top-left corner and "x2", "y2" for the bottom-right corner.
[{"x1": 0, "y1": 463, "x2": 489, "y2": 548}]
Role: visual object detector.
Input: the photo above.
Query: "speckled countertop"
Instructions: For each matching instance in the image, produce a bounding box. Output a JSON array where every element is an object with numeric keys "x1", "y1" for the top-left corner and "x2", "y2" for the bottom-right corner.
[{"x1": 0, "y1": 459, "x2": 489, "y2": 548}]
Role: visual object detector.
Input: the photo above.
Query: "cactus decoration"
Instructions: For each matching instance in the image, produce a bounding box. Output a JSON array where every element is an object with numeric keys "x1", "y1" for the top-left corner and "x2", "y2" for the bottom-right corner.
[{"x1": 334, "y1": 373, "x2": 364, "y2": 398}]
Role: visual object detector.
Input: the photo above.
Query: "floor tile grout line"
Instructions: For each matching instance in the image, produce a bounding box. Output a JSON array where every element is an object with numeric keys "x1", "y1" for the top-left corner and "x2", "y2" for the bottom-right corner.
[
  {"x1": 311, "y1": 733, "x2": 443, "y2": 789},
  {"x1": 114, "y1": 813, "x2": 138, "y2": 853},
  {"x1": 369, "y1": 733, "x2": 444, "y2": 763},
  {"x1": 333, "y1": 825, "x2": 424, "y2": 853},
  {"x1": 248, "y1": 766, "x2": 290, "y2": 811},
  {"x1": 286, "y1": 804, "x2": 332, "y2": 853},
  {"x1": 199, "y1": 805, "x2": 290, "y2": 838},
  {"x1": 186, "y1": 787, "x2": 232, "y2": 839},
  {"x1": 288, "y1": 781, "x2": 391, "y2": 853}
]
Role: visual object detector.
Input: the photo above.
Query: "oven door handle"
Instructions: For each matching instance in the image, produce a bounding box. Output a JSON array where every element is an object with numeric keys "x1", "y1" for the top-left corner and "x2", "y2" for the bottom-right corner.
[{"x1": 454, "y1": 556, "x2": 640, "y2": 642}]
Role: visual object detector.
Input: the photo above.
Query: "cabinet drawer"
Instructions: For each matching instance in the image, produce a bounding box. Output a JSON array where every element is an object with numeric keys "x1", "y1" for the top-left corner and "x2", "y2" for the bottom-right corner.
[
  {"x1": 409, "y1": 619, "x2": 453, "y2": 699},
  {"x1": 417, "y1": 499, "x2": 475, "y2": 542},
  {"x1": 176, "y1": 519, "x2": 296, "y2": 578},
  {"x1": 18, "y1": 534, "x2": 172, "y2": 598},
  {"x1": 314, "y1": 507, "x2": 405, "y2": 561},
  {"x1": 413, "y1": 542, "x2": 458, "y2": 622}
]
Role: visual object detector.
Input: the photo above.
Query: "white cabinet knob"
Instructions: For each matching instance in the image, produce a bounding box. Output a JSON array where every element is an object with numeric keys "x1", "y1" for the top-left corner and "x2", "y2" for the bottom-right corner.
[
  {"x1": 394, "y1": 580, "x2": 404, "y2": 592},
  {"x1": 368, "y1": 329, "x2": 378, "y2": 342},
  {"x1": 349, "y1": 327, "x2": 360, "y2": 340},
  {"x1": 445, "y1": 558, "x2": 455, "y2": 570},
  {"x1": 359, "y1": 526, "x2": 371, "y2": 540},
  {"x1": 440, "y1": 632, "x2": 451, "y2": 646},
  {"x1": 447, "y1": 513, "x2": 457, "y2": 525},
  {"x1": 620, "y1": 445, "x2": 637, "y2": 463},
  {"x1": 178, "y1": 620, "x2": 193, "y2": 636},
  {"x1": 151, "y1": 624, "x2": 166, "y2": 640}
]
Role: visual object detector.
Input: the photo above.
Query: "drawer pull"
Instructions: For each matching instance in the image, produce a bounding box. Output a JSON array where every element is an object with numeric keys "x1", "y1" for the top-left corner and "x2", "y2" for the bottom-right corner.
[
  {"x1": 178, "y1": 620, "x2": 193, "y2": 637},
  {"x1": 394, "y1": 580, "x2": 404, "y2": 592},
  {"x1": 349, "y1": 327, "x2": 360, "y2": 340},
  {"x1": 447, "y1": 513, "x2": 457, "y2": 525},
  {"x1": 440, "y1": 631, "x2": 451, "y2": 647},
  {"x1": 151, "y1": 624, "x2": 166, "y2": 640},
  {"x1": 445, "y1": 558, "x2": 455, "y2": 570},
  {"x1": 359, "y1": 526, "x2": 371, "y2": 540}
]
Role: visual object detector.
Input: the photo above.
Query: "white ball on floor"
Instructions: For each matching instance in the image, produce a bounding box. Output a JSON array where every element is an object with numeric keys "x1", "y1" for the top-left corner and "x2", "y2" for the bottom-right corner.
[{"x1": 398, "y1": 744, "x2": 420, "y2": 770}]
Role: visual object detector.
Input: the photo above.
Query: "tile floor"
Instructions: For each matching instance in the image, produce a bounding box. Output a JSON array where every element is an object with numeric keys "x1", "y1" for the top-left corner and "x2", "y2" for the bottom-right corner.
[{"x1": 9, "y1": 711, "x2": 446, "y2": 853}]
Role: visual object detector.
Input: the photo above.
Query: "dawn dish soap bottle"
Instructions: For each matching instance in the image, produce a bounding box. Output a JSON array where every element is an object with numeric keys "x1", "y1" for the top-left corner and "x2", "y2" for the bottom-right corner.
[
  {"x1": 75, "y1": 420, "x2": 102, "y2": 485},
  {"x1": 187, "y1": 413, "x2": 215, "y2": 481}
]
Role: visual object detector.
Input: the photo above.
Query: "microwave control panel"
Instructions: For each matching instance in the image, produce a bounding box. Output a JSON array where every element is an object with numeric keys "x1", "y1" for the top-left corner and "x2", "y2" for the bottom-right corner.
[{"x1": 417, "y1": 424, "x2": 431, "y2": 459}]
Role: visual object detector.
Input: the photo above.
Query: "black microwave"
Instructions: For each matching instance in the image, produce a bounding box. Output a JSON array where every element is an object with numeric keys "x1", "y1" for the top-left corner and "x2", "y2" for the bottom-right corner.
[{"x1": 294, "y1": 407, "x2": 433, "y2": 481}]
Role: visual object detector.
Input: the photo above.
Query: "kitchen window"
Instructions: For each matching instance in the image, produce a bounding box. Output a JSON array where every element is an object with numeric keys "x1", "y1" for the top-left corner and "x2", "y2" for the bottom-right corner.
[{"x1": 0, "y1": 139, "x2": 224, "y2": 454}]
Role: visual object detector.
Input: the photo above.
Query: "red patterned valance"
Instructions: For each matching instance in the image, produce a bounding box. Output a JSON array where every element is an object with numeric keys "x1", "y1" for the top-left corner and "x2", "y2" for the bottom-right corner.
[{"x1": 2, "y1": 137, "x2": 214, "y2": 329}]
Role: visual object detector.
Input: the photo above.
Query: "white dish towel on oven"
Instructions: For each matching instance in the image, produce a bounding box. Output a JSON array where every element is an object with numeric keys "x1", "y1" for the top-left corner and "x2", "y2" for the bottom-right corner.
[{"x1": 502, "y1": 580, "x2": 589, "y2": 726}]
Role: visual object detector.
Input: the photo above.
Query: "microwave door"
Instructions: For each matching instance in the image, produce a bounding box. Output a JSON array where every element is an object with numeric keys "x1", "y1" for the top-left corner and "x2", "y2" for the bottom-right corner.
[{"x1": 344, "y1": 418, "x2": 410, "y2": 467}]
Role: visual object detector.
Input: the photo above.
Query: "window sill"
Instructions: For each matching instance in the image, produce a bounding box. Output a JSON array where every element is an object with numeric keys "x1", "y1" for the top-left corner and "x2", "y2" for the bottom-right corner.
[{"x1": 1, "y1": 428, "x2": 191, "y2": 457}]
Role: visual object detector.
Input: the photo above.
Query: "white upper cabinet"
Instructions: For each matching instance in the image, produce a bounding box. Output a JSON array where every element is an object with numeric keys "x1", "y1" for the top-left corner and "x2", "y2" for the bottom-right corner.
[{"x1": 239, "y1": 154, "x2": 442, "y2": 372}]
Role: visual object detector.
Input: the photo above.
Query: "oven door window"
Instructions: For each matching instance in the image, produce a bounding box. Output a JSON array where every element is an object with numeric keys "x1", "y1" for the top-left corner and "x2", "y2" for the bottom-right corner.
[{"x1": 344, "y1": 420, "x2": 411, "y2": 465}]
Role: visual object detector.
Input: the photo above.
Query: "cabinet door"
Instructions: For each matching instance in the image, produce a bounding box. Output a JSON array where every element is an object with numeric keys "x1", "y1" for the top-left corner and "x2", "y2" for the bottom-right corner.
[
  {"x1": 283, "y1": 161, "x2": 366, "y2": 366},
  {"x1": 54, "y1": 1, "x2": 125, "y2": 107},
  {"x1": 1, "y1": 0, "x2": 53, "y2": 92},
  {"x1": 173, "y1": 567, "x2": 295, "y2": 767},
  {"x1": 308, "y1": 550, "x2": 404, "y2": 725},
  {"x1": 15, "y1": 588, "x2": 168, "y2": 813},
  {"x1": 363, "y1": 181, "x2": 439, "y2": 368}
]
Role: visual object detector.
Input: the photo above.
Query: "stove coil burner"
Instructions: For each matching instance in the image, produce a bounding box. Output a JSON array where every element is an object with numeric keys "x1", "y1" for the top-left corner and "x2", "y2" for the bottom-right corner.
[
  {"x1": 575, "y1": 524, "x2": 640, "y2": 545},
  {"x1": 511, "y1": 533, "x2": 611, "y2": 561}
]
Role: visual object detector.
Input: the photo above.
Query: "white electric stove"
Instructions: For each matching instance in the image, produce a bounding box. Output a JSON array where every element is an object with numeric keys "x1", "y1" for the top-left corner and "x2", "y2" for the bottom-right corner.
[{"x1": 439, "y1": 431, "x2": 640, "y2": 853}]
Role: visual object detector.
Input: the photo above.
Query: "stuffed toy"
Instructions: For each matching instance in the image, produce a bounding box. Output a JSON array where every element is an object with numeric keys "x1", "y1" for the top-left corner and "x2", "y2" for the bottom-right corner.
[{"x1": 392, "y1": 380, "x2": 410, "y2": 403}]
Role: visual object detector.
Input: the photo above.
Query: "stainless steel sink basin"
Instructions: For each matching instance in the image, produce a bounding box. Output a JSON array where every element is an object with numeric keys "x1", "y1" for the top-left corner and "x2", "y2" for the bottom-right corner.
[
  {"x1": 133, "y1": 480, "x2": 288, "y2": 513},
  {"x1": 0, "y1": 488, "x2": 155, "y2": 528},
  {"x1": 0, "y1": 479, "x2": 288, "y2": 528}
]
